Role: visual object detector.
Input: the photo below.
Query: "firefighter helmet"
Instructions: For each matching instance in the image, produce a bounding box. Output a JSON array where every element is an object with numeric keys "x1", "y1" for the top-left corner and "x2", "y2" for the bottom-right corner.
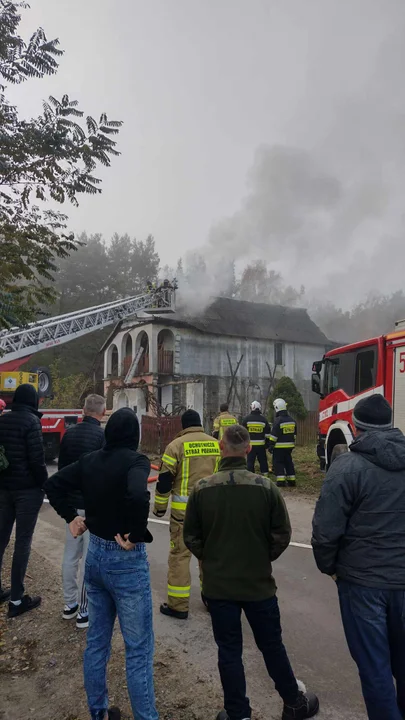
[
  {"x1": 273, "y1": 398, "x2": 287, "y2": 412},
  {"x1": 251, "y1": 400, "x2": 262, "y2": 411}
]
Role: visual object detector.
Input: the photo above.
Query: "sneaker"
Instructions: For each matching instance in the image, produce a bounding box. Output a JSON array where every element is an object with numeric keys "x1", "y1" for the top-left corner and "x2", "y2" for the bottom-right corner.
[
  {"x1": 282, "y1": 691, "x2": 320, "y2": 719},
  {"x1": 7, "y1": 595, "x2": 41, "y2": 619},
  {"x1": 160, "y1": 603, "x2": 188, "y2": 620},
  {"x1": 108, "y1": 707, "x2": 121, "y2": 719},
  {"x1": 63, "y1": 604, "x2": 79, "y2": 620},
  {"x1": 76, "y1": 613, "x2": 89, "y2": 629},
  {"x1": 0, "y1": 588, "x2": 11, "y2": 604}
]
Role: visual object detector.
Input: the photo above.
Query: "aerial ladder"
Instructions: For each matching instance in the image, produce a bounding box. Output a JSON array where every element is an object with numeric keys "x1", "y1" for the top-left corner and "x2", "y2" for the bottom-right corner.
[
  {"x1": 0, "y1": 285, "x2": 176, "y2": 371},
  {"x1": 0, "y1": 285, "x2": 176, "y2": 460}
]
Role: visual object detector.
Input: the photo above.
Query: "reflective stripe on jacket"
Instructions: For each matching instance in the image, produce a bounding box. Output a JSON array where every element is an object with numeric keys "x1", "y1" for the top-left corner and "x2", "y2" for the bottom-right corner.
[
  {"x1": 213, "y1": 412, "x2": 238, "y2": 440},
  {"x1": 155, "y1": 426, "x2": 220, "y2": 518},
  {"x1": 242, "y1": 411, "x2": 271, "y2": 446},
  {"x1": 269, "y1": 411, "x2": 296, "y2": 449}
]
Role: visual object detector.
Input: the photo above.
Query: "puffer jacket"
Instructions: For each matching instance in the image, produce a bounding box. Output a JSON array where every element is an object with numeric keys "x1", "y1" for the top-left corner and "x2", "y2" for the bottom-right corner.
[
  {"x1": 58, "y1": 415, "x2": 105, "y2": 508},
  {"x1": 312, "y1": 428, "x2": 405, "y2": 589},
  {"x1": 0, "y1": 404, "x2": 47, "y2": 491}
]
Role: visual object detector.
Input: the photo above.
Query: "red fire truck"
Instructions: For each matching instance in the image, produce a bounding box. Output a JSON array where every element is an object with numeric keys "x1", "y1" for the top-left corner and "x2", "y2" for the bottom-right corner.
[
  {"x1": 312, "y1": 320, "x2": 405, "y2": 468},
  {"x1": 0, "y1": 285, "x2": 176, "y2": 461}
]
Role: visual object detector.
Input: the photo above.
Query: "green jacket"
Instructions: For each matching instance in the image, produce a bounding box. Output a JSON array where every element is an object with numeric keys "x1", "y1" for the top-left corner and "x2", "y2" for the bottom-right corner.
[{"x1": 183, "y1": 457, "x2": 291, "y2": 601}]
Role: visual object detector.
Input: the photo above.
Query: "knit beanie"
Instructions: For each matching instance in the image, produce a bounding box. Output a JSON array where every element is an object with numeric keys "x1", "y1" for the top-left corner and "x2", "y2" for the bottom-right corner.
[
  {"x1": 13, "y1": 383, "x2": 39, "y2": 410},
  {"x1": 181, "y1": 409, "x2": 201, "y2": 429},
  {"x1": 353, "y1": 394, "x2": 392, "y2": 432}
]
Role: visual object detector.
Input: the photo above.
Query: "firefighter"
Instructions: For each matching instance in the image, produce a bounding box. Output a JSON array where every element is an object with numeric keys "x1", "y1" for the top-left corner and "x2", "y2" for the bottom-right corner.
[
  {"x1": 153, "y1": 409, "x2": 220, "y2": 619},
  {"x1": 212, "y1": 402, "x2": 238, "y2": 440},
  {"x1": 242, "y1": 401, "x2": 271, "y2": 474},
  {"x1": 269, "y1": 398, "x2": 297, "y2": 487}
]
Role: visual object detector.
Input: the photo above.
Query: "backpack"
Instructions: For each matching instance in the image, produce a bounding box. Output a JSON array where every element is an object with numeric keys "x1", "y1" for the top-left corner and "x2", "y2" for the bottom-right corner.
[{"x1": 0, "y1": 446, "x2": 9, "y2": 472}]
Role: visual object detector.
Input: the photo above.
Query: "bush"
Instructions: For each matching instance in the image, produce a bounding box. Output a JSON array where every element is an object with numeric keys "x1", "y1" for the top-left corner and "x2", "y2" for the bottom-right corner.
[
  {"x1": 268, "y1": 376, "x2": 308, "y2": 420},
  {"x1": 41, "y1": 360, "x2": 91, "y2": 409}
]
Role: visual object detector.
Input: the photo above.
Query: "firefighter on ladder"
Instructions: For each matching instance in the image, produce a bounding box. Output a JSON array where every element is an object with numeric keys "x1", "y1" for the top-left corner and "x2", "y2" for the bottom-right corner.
[
  {"x1": 268, "y1": 398, "x2": 297, "y2": 487},
  {"x1": 212, "y1": 402, "x2": 238, "y2": 440},
  {"x1": 153, "y1": 409, "x2": 220, "y2": 619}
]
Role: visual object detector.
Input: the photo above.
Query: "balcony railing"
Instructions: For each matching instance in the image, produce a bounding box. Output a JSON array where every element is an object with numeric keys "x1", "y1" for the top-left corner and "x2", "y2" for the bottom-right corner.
[{"x1": 158, "y1": 349, "x2": 174, "y2": 374}]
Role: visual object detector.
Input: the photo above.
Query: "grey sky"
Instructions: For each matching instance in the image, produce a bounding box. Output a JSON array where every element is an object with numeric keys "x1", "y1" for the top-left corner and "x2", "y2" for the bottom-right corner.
[{"x1": 10, "y1": 0, "x2": 405, "y2": 305}]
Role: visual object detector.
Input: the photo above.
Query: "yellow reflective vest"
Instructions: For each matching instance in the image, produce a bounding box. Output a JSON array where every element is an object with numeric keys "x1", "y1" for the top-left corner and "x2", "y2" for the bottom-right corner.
[
  {"x1": 213, "y1": 411, "x2": 238, "y2": 440},
  {"x1": 155, "y1": 426, "x2": 220, "y2": 519}
]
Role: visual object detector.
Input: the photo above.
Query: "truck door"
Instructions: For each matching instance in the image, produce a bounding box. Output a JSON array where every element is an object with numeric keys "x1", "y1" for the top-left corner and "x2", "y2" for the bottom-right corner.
[{"x1": 393, "y1": 344, "x2": 405, "y2": 433}]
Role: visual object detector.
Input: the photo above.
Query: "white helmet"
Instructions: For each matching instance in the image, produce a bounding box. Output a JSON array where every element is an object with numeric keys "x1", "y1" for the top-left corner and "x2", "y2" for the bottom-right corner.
[
  {"x1": 251, "y1": 400, "x2": 262, "y2": 411},
  {"x1": 273, "y1": 398, "x2": 287, "y2": 412}
]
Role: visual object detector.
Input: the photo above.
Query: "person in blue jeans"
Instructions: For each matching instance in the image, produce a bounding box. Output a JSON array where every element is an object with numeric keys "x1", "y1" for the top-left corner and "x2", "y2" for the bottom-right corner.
[
  {"x1": 312, "y1": 394, "x2": 405, "y2": 720},
  {"x1": 45, "y1": 408, "x2": 158, "y2": 720}
]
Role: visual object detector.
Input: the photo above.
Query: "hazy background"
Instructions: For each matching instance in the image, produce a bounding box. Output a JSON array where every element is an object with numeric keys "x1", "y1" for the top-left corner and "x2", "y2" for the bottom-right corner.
[{"x1": 9, "y1": 0, "x2": 405, "y2": 310}]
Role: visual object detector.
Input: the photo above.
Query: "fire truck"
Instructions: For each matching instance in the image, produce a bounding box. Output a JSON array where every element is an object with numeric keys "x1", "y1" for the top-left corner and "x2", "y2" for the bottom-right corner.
[
  {"x1": 0, "y1": 285, "x2": 176, "y2": 460},
  {"x1": 312, "y1": 319, "x2": 405, "y2": 469}
]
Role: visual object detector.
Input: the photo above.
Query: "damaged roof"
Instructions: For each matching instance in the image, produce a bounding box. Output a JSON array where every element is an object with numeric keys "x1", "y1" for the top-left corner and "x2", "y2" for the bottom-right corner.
[
  {"x1": 167, "y1": 297, "x2": 329, "y2": 345},
  {"x1": 112, "y1": 297, "x2": 329, "y2": 346}
]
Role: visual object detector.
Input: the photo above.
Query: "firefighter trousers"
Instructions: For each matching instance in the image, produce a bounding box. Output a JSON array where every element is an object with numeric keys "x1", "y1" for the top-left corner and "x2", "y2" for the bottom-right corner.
[
  {"x1": 247, "y1": 445, "x2": 269, "y2": 474},
  {"x1": 167, "y1": 515, "x2": 192, "y2": 613},
  {"x1": 273, "y1": 448, "x2": 295, "y2": 484}
]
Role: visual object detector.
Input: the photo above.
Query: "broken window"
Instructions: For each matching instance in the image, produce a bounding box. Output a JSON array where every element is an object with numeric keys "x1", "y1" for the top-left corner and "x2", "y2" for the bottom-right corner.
[{"x1": 275, "y1": 342, "x2": 284, "y2": 366}]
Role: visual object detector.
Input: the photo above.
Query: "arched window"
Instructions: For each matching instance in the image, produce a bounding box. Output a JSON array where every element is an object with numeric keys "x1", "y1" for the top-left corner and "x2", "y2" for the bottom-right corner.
[
  {"x1": 157, "y1": 329, "x2": 174, "y2": 374},
  {"x1": 107, "y1": 344, "x2": 119, "y2": 377}
]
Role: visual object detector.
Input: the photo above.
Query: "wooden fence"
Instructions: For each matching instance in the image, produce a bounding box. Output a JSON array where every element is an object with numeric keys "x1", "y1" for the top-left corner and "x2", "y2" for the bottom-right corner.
[
  {"x1": 141, "y1": 415, "x2": 182, "y2": 455},
  {"x1": 295, "y1": 411, "x2": 318, "y2": 446}
]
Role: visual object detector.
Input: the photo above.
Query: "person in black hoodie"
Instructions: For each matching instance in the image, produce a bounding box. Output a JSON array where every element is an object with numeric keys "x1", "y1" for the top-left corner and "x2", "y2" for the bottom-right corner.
[
  {"x1": 312, "y1": 395, "x2": 405, "y2": 720},
  {"x1": 45, "y1": 408, "x2": 158, "y2": 720},
  {"x1": 0, "y1": 384, "x2": 47, "y2": 618}
]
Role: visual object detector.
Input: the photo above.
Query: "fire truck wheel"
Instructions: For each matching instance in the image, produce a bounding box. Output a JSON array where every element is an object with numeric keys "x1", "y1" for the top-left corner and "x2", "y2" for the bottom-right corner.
[{"x1": 30, "y1": 366, "x2": 52, "y2": 398}]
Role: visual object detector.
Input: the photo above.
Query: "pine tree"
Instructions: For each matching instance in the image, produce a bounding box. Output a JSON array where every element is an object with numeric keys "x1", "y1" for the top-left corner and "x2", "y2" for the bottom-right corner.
[{"x1": 269, "y1": 376, "x2": 308, "y2": 420}]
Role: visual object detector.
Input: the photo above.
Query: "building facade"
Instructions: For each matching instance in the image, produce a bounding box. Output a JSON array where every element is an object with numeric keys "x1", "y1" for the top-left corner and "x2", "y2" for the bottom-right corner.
[{"x1": 101, "y1": 297, "x2": 330, "y2": 430}]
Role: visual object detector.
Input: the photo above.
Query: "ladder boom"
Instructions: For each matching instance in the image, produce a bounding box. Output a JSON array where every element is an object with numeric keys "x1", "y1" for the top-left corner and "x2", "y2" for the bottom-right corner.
[{"x1": 0, "y1": 288, "x2": 175, "y2": 362}]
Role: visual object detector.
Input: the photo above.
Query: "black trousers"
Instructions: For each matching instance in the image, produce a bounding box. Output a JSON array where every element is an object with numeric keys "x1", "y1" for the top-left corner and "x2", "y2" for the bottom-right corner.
[
  {"x1": 207, "y1": 596, "x2": 299, "y2": 720},
  {"x1": 273, "y1": 448, "x2": 295, "y2": 481},
  {"x1": 247, "y1": 446, "x2": 268, "y2": 474},
  {"x1": 0, "y1": 488, "x2": 44, "y2": 600}
]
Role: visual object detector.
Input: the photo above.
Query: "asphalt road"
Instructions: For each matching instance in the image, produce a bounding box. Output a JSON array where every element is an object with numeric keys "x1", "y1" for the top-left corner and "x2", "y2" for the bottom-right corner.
[{"x1": 36, "y1": 485, "x2": 367, "y2": 720}]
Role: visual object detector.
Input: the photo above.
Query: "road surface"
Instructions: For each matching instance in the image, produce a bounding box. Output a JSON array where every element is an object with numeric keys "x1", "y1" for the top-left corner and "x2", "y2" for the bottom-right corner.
[{"x1": 37, "y1": 476, "x2": 367, "y2": 720}]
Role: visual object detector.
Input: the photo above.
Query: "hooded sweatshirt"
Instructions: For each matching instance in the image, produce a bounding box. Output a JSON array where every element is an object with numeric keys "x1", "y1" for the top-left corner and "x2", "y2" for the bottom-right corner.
[
  {"x1": 45, "y1": 408, "x2": 152, "y2": 543},
  {"x1": 312, "y1": 428, "x2": 405, "y2": 588},
  {"x1": 0, "y1": 384, "x2": 47, "y2": 491}
]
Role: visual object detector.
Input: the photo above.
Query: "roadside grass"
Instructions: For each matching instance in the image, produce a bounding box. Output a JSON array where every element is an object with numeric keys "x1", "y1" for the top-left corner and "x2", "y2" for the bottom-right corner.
[{"x1": 291, "y1": 444, "x2": 324, "y2": 495}]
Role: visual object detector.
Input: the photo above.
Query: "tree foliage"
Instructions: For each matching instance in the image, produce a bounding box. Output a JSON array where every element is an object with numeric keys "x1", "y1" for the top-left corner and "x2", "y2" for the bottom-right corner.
[
  {"x1": 0, "y1": 1, "x2": 122, "y2": 328},
  {"x1": 268, "y1": 376, "x2": 308, "y2": 420},
  {"x1": 41, "y1": 359, "x2": 91, "y2": 409},
  {"x1": 27, "y1": 232, "x2": 160, "y2": 377}
]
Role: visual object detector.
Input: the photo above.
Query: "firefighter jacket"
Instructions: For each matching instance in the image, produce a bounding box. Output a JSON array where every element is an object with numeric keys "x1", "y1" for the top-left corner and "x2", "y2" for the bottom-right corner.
[
  {"x1": 154, "y1": 426, "x2": 220, "y2": 520},
  {"x1": 241, "y1": 410, "x2": 271, "y2": 447},
  {"x1": 213, "y1": 411, "x2": 238, "y2": 440},
  {"x1": 269, "y1": 410, "x2": 297, "y2": 449}
]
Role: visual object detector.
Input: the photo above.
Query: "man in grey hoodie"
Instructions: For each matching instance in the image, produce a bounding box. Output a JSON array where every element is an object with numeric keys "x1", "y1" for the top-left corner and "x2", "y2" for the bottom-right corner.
[{"x1": 312, "y1": 394, "x2": 405, "y2": 720}]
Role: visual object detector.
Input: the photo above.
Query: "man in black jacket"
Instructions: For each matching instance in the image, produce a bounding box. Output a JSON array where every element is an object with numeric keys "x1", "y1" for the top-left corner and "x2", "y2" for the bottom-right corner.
[
  {"x1": 45, "y1": 408, "x2": 157, "y2": 720},
  {"x1": 241, "y1": 401, "x2": 271, "y2": 474},
  {"x1": 312, "y1": 394, "x2": 405, "y2": 720},
  {"x1": 59, "y1": 393, "x2": 105, "y2": 629},
  {"x1": 0, "y1": 384, "x2": 47, "y2": 618}
]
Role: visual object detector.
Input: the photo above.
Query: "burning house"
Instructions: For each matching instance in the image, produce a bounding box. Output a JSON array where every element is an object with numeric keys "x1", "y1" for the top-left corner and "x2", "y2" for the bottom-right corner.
[{"x1": 101, "y1": 297, "x2": 330, "y2": 430}]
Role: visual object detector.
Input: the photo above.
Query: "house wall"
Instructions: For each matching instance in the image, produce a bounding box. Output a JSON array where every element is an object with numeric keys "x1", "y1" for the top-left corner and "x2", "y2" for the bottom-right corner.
[{"x1": 103, "y1": 322, "x2": 326, "y2": 422}]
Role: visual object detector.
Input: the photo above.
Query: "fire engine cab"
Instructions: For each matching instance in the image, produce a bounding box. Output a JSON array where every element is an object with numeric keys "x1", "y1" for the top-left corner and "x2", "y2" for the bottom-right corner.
[{"x1": 312, "y1": 319, "x2": 405, "y2": 469}]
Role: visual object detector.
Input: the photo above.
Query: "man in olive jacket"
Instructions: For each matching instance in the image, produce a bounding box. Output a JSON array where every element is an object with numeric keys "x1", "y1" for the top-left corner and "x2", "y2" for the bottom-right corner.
[{"x1": 184, "y1": 424, "x2": 319, "y2": 720}]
